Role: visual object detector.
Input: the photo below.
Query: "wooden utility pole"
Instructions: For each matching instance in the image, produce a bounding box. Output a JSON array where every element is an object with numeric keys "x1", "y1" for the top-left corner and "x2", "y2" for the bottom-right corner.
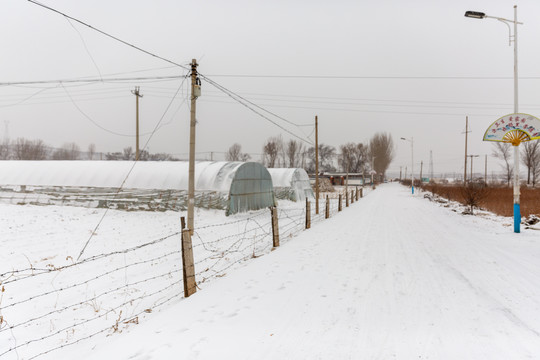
[
  {"x1": 188, "y1": 59, "x2": 199, "y2": 235},
  {"x1": 420, "y1": 161, "x2": 423, "y2": 184},
  {"x1": 464, "y1": 116, "x2": 469, "y2": 185},
  {"x1": 131, "y1": 86, "x2": 143, "y2": 160},
  {"x1": 315, "y1": 115, "x2": 319, "y2": 215},
  {"x1": 180, "y1": 217, "x2": 196, "y2": 297},
  {"x1": 400, "y1": 166, "x2": 402, "y2": 181}
]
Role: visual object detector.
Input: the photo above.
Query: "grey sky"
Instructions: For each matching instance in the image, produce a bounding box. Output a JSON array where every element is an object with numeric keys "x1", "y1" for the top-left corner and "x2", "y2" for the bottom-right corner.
[{"x1": 2, "y1": 0, "x2": 540, "y2": 176}]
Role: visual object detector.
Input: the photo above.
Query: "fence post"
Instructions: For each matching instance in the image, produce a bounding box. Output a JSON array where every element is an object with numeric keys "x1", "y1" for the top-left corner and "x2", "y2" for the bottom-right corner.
[
  {"x1": 306, "y1": 199, "x2": 311, "y2": 229},
  {"x1": 271, "y1": 206, "x2": 280, "y2": 247},
  {"x1": 351, "y1": 190, "x2": 354, "y2": 204},
  {"x1": 356, "y1": 186, "x2": 359, "y2": 201},
  {"x1": 345, "y1": 189, "x2": 349, "y2": 207},
  {"x1": 338, "y1": 194, "x2": 342, "y2": 212},
  {"x1": 360, "y1": 187, "x2": 363, "y2": 198},
  {"x1": 325, "y1": 195, "x2": 330, "y2": 219},
  {"x1": 181, "y1": 217, "x2": 197, "y2": 298}
]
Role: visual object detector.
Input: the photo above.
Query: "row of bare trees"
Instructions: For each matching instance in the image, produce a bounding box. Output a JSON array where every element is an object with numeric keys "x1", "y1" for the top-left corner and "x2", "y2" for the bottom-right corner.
[
  {"x1": 0, "y1": 138, "x2": 82, "y2": 160},
  {"x1": 226, "y1": 132, "x2": 395, "y2": 179},
  {"x1": 0, "y1": 138, "x2": 176, "y2": 161}
]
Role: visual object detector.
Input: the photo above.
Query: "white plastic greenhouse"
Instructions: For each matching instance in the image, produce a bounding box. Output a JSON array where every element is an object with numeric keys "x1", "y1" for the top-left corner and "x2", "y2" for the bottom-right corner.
[
  {"x1": 267, "y1": 168, "x2": 314, "y2": 202},
  {"x1": 0, "y1": 161, "x2": 276, "y2": 215}
]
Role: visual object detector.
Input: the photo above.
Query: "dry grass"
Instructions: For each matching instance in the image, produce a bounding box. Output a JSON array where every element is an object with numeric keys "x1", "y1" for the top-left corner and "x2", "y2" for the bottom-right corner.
[{"x1": 420, "y1": 184, "x2": 540, "y2": 217}]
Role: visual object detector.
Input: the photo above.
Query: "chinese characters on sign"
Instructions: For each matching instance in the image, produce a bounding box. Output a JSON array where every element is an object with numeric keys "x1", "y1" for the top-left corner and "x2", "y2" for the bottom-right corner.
[{"x1": 483, "y1": 113, "x2": 540, "y2": 142}]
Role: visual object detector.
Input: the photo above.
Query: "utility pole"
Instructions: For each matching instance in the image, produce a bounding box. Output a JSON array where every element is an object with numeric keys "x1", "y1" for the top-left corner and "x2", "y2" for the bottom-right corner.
[
  {"x1": 429, "y1": 150, "x2": 434, "y2": 181},
  {"x1": 420, "y1": 161, "x2": 423, "y2": 184},
  {"x1": 315, "y1": 115, "x2": 319, "y2": 215},
  {"x1": 188, "y1": 59, "x2": 200, "y2": 235},
  {"x1": 464, "y1": 116, "x2": 469, "y2": 185},
  {"x1": 400, "y1": 166, "x2": 402, "y2": 181},
  {"x1": 485, "y1": 154, "x2": 488, "y2": 185},
  {"x1": 131, "y1": 87, "x2": 143, "y2": 160},
  {"x1": 468, "y1": 154, "x2": 479, "y2": 183},
  {"x1": 404, "y1": 166, "x2": 407, "y2": 182}
]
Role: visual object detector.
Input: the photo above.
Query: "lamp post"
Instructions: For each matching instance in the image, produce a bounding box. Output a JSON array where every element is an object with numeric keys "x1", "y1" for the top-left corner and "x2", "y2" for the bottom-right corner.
[
  {"x1": 465, "y1": 6, "x2": 523, "y2": 233},
  {"x1": 401, "y1": 137, "x2": 414, "y2": 194}
]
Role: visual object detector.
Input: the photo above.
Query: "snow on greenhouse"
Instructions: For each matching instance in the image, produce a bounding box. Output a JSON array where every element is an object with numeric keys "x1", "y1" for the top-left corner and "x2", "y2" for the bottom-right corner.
[
  {"x1": 267, "y1": 168, "x2": 314, "y2": 202},
  {"x1": 0, "y1": 161, "x2": 276, "y2": 215}
]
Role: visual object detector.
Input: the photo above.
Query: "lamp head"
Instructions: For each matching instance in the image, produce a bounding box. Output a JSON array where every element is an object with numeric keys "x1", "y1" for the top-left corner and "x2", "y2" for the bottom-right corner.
[{"x1": 464, "y1": 11, "x2": 486, "y2": 19}]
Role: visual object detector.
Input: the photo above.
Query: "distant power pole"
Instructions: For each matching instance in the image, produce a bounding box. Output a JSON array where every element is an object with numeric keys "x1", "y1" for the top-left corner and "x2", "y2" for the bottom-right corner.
[
  {"x1": 400, "y1": 166, "x2": 402, "y2": 181},
  {"x1": 420, "y1": 161, "x2": 423, "y2": 184},
  {"x1": 463, "y1": 116, "x2": 470, "y2": 185},
  {"x1": 315, "y1": 115, "x2": 319, "y2": 215},
  {"x1": 429, "y1": 150, "x2": 434, "y2": 180},
  {"x1": 468, "y1": 154, "x2": 479, "y2": 182},
  {"x1": 131, "y1": 87, "x2": 143, "y2": 160},
  {"x1": 485, "y1": 154, "x2": 488, "y2": 185}
]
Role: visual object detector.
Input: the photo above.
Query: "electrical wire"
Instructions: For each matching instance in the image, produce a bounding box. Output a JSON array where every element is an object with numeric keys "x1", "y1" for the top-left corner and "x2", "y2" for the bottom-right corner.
[{"x1": 27, "y1": 0, "x2": 190, "y2": 71}]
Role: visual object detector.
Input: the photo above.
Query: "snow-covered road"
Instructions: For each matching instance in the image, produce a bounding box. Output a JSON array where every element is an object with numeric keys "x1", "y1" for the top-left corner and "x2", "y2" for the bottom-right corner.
[{"x1": 81, "y1": 183, "x2": 540, "y2": 359}]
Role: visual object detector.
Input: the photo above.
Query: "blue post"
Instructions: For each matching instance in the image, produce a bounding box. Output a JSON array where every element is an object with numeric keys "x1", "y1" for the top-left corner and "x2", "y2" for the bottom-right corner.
[
  {"x1": 514, "y1": 203, "x2": 521, "y2": 233},
  {"x1": 412, "y1": 185, "x2": 414, "y2": 195}
]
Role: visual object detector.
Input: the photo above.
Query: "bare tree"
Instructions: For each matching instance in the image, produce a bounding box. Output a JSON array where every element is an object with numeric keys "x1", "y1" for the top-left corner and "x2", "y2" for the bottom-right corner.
[
  {"x1": 262, "y1": 136, "x2": 283, "y2": 168},
  {"x1": 13, "y1": 138, "x2": 48, "y2": 160},
  {"x1": 88, "y1": 143, "x2": 96, "y2": 160},
  {"x1": 306, "y1": 144, "x2": 336, "y2": 173},
  {"x1": 461, "y1": 183, "x2": 487, "y2": 215},
  {"x1": 0, "y1": 139, "x2": 10, "y2": 160},
  {"x1": 493, "y1": 142, "x2": 513, "y2": 186},
  {"x1": 369, "y1": 133, "x2": 395, "y2": 180},
  {"x1": 226, "y1": 143, "x2": 251, "y2": 162},
  {"x1": 338, "y1": 143, "x2": 368, "y2": 173},
  {"x1": 122, "y1": 147, "x2": 134, "y2": 160},
  {"x1": 521, "y1": 141, "x2": 540, "y2": 185},
  {"x1": 285, "y1": 140, "x2": 305, "y2": 168},
  {"x1": 52, "y1": 142, "x2": 80, "y2": 160}
]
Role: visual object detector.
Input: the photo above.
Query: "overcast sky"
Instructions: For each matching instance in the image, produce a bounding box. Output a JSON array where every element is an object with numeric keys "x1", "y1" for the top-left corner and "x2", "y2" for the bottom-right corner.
[{"x1": 2, "y1": 0, "x2": 540, "y2": 177}]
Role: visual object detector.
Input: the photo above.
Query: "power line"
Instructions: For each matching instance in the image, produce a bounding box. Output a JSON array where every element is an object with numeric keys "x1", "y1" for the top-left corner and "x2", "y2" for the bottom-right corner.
[
  {"x1": 27, "y1": 0, "x2": 190, "y2": 71},
  {"x1": 199, "y1": 74, "x2": 313, "y2": 145},
  {"x1": 204, "y1": 74, "x2": 540, "y2": 80},
  {"x1": 0, "y1": 75, "x2": 184, "y2": 86}
]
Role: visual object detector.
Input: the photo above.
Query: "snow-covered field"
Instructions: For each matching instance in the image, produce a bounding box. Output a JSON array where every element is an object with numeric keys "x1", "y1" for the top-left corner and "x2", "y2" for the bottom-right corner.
[
  {"x1": 4, "y1": 183, "x2": 540, "y2": 359},
  {"x1": 0, "y1": 187, "x2": 349, "y2": 359}
]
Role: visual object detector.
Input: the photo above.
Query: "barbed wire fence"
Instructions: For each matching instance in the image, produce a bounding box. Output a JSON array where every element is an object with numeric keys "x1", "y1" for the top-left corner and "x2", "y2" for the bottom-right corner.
[{"x1": 0, "y1": 186, "x2": 369, "y2": 359}]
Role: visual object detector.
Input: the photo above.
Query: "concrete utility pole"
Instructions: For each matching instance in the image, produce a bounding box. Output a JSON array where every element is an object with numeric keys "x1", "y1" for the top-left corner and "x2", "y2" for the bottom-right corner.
[
  {"x1": 188, "y1": 59, "x2": 199, "y2": 234},
  {"x1": 131, "y1": 87, "x2": 143, "y2": 160},
  {"x1": 468, "y1": 154, "x2": 479, "y2": 182},
  {"x1": 464, "y1": 116, "x2": 469, "y2": 185},
  {"x1": 315, "y1": 115, "x2": 319, "y2": 215},
  {"x1": 485, "y1": 154, "x2": 488, "y2": 185}
]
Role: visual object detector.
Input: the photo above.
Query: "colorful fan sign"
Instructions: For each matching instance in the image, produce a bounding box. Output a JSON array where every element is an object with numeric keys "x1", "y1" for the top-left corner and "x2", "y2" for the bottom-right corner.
[{"x1": 483, "y1": 113, "x2": 540, "y2": 146}]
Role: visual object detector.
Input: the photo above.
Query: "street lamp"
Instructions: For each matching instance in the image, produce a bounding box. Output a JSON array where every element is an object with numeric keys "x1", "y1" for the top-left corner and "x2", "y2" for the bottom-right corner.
[
  {"x1": 465, "y1": 6, "x2": 523, "y2": 233},
  {"x1": 401, "y1": 137, "x2": 414, "y2": 194}
]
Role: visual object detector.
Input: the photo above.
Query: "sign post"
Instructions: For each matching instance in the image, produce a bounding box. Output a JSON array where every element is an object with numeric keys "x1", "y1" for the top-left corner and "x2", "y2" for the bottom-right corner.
[{"x1": 483, "y1": 113, "x2": 540, "y2": 233}]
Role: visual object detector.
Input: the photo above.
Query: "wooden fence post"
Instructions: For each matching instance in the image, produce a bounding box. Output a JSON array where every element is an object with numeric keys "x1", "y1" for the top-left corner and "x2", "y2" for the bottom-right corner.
[
  {"x1": 306, "y1": 199, "x2": 311, "y2": 229},
  {"x1": 356, "y1": 186, "x2": 359, "y2": 201},
  {"x1": 351, "y1": 190, "x2": 354, "y2": 204},
  {"x1": 325, "y1": 195, "x2": 330, "y2": 219},
  {"x1": 360, "y1": 188, "x2": 363, "y2": 198},
  {"x1": 338, "y1": 194, "x2": 342, "y2": 212},
  {"x1": 181, "y1": 217, "x2": 197, "y2": 298},
  {"x1": 271, "y1": 206, "x2": 280, "y2": 247},
  {"x1": 345, "y1": 190, "x2": 349, "y2": 207}
]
